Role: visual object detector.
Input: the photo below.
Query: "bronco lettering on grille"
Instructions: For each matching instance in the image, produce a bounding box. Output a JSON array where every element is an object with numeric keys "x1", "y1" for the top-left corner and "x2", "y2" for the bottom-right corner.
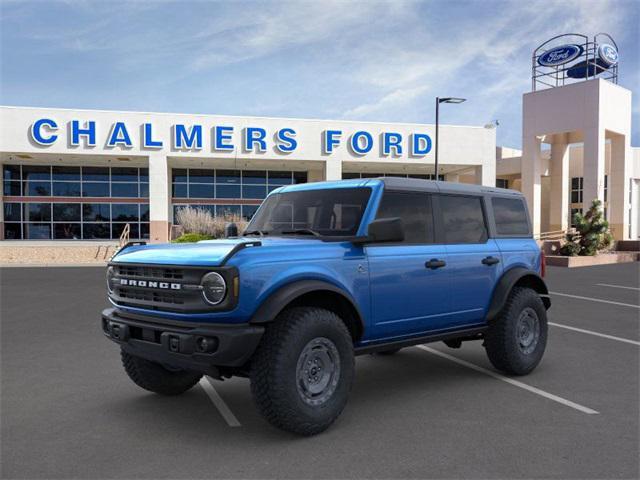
[{"x1": 119, "y1": 279, "x2": 181, "y2": 290}]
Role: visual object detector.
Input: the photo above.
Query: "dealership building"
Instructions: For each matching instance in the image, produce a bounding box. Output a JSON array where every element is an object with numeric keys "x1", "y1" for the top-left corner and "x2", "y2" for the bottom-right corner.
[
  {"x1": 0, "y1": 34, "x2": 638, "y2": 244},
  {"x1": 0, "y1": 107, "x2": 496, "y2": 243}
]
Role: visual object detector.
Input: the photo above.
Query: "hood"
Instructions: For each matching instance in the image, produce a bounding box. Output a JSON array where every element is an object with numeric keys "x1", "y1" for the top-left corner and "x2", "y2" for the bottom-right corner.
[{"x1": 112, "y1": 237, "x2": 324, "y2": 267}]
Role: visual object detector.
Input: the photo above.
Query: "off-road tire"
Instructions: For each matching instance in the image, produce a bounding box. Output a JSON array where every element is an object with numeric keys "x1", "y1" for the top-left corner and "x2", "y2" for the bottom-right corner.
[
  {"x1": 375, "y1": 348, "x2": 402, "y2": 356},
  {"x1": 484, "y1": 287, "x2": 548, "y2": 376},
  {"x1": 121, "y1": 349, "x2": 202, "y2": 395},
  {"x1": 250, "y1": 307, "x2": 355, "y2": 436}
]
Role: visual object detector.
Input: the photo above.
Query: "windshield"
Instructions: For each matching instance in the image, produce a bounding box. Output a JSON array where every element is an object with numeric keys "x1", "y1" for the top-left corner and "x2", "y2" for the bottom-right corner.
[{"x1": 245, "y1": 187, "x2": 372, "y2": 237}]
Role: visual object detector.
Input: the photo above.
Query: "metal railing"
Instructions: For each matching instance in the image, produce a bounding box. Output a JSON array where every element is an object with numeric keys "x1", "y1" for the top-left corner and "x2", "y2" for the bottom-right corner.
[
  {"x1": 118, "y1": 223, "x2": 131, "y2": 249},
  {"x1": 534, "y1": 228, "x2": 576, "y2": 241}
]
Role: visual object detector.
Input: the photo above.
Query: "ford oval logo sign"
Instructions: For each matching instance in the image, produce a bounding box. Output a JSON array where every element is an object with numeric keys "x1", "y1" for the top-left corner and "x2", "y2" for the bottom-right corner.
[
  {"x1": 538, "y1": 44, "x2": 583, "y2": 67},
  {"x1": 598, "y1": 44, "x2": 618, "y2": 66}
]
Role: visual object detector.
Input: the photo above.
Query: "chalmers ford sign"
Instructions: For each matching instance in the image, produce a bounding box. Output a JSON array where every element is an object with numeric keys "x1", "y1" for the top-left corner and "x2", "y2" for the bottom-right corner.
[{"x1": 29, "y1": 118, "x2": 434, "y2": 157}]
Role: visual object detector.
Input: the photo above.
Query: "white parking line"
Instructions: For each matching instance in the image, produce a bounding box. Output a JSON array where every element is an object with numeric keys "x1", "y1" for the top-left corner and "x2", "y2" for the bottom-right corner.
[
  {"x1": 416, "y1": 345, "x2": 599, "y2": 415},
  {"x1": 550, "y1": 291, "x2": 640, "y2": 309},
  {"x1": 596, "y1": 283, "x2": 640, "y2": 292},
  {"x1": 199, "y1": 376, "x2": 241, "y2": 427},
  {"x1": 549, "y1": 322, "x2": 640, "y2": 346}
]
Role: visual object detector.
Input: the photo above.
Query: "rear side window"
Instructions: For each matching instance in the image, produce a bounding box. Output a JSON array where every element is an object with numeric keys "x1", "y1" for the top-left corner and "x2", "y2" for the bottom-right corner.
[
  {"x1": 492, "y1": 197, "x2": 530, "y2": 236},
  {"x1": 375, "y1": 191, "x2": 434, "y2": 243},
  {"x1": 439, "y1": 195, "x2": 487, "y2": 244}
]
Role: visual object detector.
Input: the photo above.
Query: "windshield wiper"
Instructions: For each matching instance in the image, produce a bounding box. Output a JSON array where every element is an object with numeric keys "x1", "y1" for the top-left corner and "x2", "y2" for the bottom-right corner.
[
  {"x1": 243, "y1": 229, "x2": 269, "y2": 237},
  {"x1": 281, "y1": 228, "x2": 322, "y2": 237}
]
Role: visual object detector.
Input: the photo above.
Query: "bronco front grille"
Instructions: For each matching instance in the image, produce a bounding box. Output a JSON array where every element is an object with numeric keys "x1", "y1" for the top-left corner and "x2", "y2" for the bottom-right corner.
[
  {"x1": 115, "y1": 265, "x2": 184, "y2": 281},
  {"x1": 110, "y1": 264, "x2": 206, "y2": 312}
]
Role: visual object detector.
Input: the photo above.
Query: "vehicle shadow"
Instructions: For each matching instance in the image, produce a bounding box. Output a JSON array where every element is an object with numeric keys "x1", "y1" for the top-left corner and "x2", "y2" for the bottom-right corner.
[{"x1": 104, "y1": 346, "x2": 486, "y2": 443}]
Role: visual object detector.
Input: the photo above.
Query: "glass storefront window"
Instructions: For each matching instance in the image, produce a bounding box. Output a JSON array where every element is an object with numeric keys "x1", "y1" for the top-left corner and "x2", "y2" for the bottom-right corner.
[
  {"x1": 3, "y1": 181, "x2": 21, "y2": 196},
  {"x1": 112, "y1": 204, "x2": 139, "y2": 222},
  {"x1": 4, "y1": 203, "x2": 22, "y2": 221},
  {"x1": 4, "y1": 223, "x2": 22, "y2": 239},
  {"x1": 83, "y1": 223, "x2": 111, "y2": 239},
  {"x1": 3, "y1": 201, "x2": 148, "y2": 240},
  {"x1": 216, "y1": 170, "x2": 241, "y2": 184},
  {"x1": 3, "y1": 165, "x2": 21, "y2": 181},
  {"x1": 54, "y1": 223, "x2": 81, "y2": 239},
  {"x1": 188, "y1": 184, "x2": 215, "y2": 199},
  {"x1": 111, "y1": 167, "x2": 138, "y2": 181},
  {"x1": 82, "y1": 167, "x2": 109, "y2": 182},
  {"x1": 216, "y1": 184, "x2": 241, "y2": 199},
  {"x1": 83, "y1": 203, "x2": 110, "y2": 221},
  {"x1": 242, "y1": 185, "x2": 266, "y2": 199},
  {"x1": 26, "y1": 203, "x2": 51, "y2": 222},
  {"x1": 23, "y1": 165, "x2": 51, "y2": 181},
  {"x1": 52, "y1": 166, "x2": 80, "y2": 181},
  {"x1": 25, "y1": 223, "x2": 52, "y2": 239},
  {"x1": 25, "y1": 181, "x2": 51, "y2": 196},
  {"x1": 82, "y1": 182, "x2": 110, "y2": 197},
  {"x1": 52, "y1": 182, "x2": 81, "y2": 197},
  {"x1": 111, "y1": 183, "x2": 139, "y2": 197},
  {"x1": 53, "y1": 204, "x2": 81, "y2": 221}
]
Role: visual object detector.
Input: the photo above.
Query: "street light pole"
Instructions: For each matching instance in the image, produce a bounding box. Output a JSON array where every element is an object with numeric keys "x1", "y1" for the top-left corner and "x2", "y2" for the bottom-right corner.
[
  {"x1": 434, "y1": 96, "x2": 466, "y2": 180},
  {"x1": 435, "y1": 97, "x2": 440, "y2": 180}
]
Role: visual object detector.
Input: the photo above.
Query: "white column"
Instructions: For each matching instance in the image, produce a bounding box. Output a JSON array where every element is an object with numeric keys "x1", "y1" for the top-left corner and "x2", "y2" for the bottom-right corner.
[
  {"x1": 549, "y1": 135, "x2": 570, "y2": 232},
  {"x1": 324, "y1": 159, "x2": 342, "y2": 181},
  {"x1": 148, "y1": 153, "x2": 171, "y2": 243},
  {"x1": 582, "y1": 126, "x2": 606, "y2": 210},
  {"x1": 522, "y1": 135, "x2": 543, "y2": 236},
  {"x1": 474, "y1": 162, "x2": 496, "y2": 187},
  {"x1": 609, "y1": 134, "x2": 631, "y2": 240}
]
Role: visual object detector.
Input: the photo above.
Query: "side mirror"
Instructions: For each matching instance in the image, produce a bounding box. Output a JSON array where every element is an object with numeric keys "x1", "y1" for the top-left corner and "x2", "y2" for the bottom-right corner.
[
  {"x1": 224, "y1": 222, "x2": 238, "y2": 238},
  {"x1": 355, "y1": 217, "x2": 404, "y2": 244}
]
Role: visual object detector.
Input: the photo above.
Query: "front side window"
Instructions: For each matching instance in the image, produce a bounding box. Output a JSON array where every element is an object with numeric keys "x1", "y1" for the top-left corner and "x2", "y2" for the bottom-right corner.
[
  {"x1": 375, "y1": 191, "x2": 433, "y2": 243},
  {"x1": 439, "y1": 195, "x2": 488, "y2": 244},
  {"x1": 492, "y1": 197, "x2": 530, "y2": 236},
  {"x1": 246, "y1": 188, "x2": 371, "y2": 237}
]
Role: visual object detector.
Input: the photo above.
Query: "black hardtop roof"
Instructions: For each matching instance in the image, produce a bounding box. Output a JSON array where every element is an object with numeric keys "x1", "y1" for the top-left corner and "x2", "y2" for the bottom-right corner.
[{"x1": 379, "y1": 177, "x2": 523, "y2": 197}]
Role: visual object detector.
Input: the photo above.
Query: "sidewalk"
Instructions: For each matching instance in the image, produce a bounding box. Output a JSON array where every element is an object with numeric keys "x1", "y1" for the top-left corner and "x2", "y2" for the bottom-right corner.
[{"x1": 0, "y1": 241, "x2": 117, "y2": 266}]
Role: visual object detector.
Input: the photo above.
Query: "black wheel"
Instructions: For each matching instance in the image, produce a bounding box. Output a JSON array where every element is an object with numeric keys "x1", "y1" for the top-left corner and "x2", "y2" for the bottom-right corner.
[
  {"x1": 121, "y1": 349, "x2": 202, "y2": 395},
  {"x1": 374, "y1": 348, "x2": 402, "y2": 356},
  {"x1": 484, "y1": 287, "x2": 548, "y2": 376},
  {"x1": 249, "y1": 307, "x2": 355, "y2": 436}
]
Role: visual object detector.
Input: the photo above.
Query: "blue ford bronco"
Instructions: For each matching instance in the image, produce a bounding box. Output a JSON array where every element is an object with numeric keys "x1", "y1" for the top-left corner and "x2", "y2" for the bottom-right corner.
[{"x1": 102, "y1": 178, "x2": 550, "y2": 435}]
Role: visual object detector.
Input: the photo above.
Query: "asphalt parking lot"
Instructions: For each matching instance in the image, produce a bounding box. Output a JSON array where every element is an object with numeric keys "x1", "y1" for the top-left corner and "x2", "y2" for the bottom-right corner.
[{"x1": 1, "y1": 263, "x2": 638, "y2": 479}]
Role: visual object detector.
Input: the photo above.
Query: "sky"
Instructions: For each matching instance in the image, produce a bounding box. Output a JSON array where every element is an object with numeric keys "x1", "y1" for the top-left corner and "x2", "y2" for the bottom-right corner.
[{"x1": 1, "y1": 0, "x2": 638, "y2": 148}]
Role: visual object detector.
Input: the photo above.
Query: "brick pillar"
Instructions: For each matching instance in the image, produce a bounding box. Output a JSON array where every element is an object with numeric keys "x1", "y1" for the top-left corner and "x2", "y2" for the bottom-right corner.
[{"x1": 148, "y1": 153, "x2": 170, "y2": 243}]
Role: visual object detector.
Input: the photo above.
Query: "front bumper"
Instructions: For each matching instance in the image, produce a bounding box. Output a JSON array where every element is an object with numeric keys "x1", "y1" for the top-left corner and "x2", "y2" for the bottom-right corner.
[{"x1": 101, "y1": 308, "x2": 264, "y2": 372}]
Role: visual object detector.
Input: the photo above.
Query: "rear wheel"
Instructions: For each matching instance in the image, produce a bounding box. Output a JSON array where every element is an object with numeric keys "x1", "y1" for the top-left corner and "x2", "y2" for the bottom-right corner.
[
  {"x1": 121, "y1": 349, "x2": 202, "y2": 395},
  {"x1": 484, "y1": 287, "x2": 548, "y2": 375},
  {"x1": 250, "y1": 307, "x2": 355, "y2": 436}
]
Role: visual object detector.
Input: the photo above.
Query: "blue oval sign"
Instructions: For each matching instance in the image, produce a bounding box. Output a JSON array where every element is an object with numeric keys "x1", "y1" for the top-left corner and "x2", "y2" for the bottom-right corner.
[
  {"x1": 598, "y1": 44, "x2": 618, "y2": 66},
  {"x1": 538, "y1": 44, "x2": 583, "y2": 67}
]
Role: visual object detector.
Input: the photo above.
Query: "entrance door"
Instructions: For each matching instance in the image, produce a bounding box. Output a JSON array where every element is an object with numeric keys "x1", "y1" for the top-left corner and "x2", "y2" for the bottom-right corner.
[{"x1": 367, "y1": 191, "x2": 452, "y2": 340}]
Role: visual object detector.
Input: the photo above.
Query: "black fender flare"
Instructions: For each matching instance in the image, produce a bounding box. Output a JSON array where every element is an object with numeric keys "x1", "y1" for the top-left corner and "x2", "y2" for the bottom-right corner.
[
  {"x1": 486, "y1": 267, "x2": 550, "y2": 322},
  {"x1": 249, "y1": 280, "x2": 365, "y2": 338}
]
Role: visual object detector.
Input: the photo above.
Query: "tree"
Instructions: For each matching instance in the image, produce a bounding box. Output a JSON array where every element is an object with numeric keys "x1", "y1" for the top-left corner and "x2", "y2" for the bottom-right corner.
[{"x1": 560, "y1": 199, "x2": 613, "y2": 256}]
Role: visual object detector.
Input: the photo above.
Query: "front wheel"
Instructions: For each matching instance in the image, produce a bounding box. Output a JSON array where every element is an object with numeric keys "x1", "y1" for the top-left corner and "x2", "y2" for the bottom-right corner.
[
  {"x1": 250, "y1": 307, "x2": 355, "y2": 436},
  {"x1": 484, "y1": 287, "x2": 548, "y2": 376}
]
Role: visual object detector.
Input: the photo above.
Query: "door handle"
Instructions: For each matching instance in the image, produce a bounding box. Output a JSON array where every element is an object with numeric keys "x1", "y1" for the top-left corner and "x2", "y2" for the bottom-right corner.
[
  {"x1": 425, "y1": 259, "x2": 446, "y2": 269},
  {"x1": 482, "y1": 256, "x2": 500, "y2": 266}
]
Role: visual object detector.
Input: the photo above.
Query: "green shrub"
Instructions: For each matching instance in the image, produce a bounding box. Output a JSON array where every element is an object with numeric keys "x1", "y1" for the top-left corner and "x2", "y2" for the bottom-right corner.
[
  {"x1": 172, "y1": 233, "x2": 214, "y2": 243},
  {"x1": 559, "y1": 199, "x2": 613, "y2": 256}
]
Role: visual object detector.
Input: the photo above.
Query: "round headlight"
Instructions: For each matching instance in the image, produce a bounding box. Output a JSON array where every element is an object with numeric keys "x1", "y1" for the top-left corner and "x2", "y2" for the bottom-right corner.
[
  {"x1": 106, "y1": 266, "x2": 115, "y2": 294},
  {"x1": 201, "y1": 272, "x2": 227, "y2": 305}
]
